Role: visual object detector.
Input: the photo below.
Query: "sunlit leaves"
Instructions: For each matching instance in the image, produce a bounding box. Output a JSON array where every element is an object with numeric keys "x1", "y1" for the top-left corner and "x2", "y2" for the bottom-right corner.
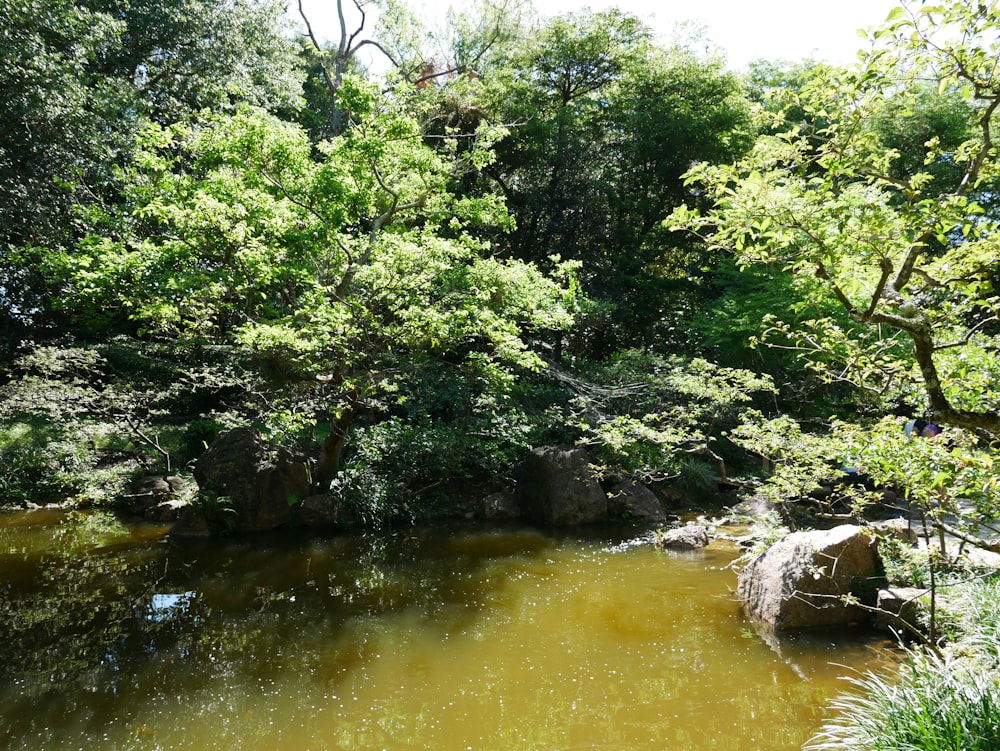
[
  {"x1": 53, "y1": 81, "x2": 578, "y2": 472},
  {"x1": 669, "y1": 0, "x2": 1000, "y2": 434},
  {"x1": 571, "y1": 352, "x2": 775, "y2": 479}
]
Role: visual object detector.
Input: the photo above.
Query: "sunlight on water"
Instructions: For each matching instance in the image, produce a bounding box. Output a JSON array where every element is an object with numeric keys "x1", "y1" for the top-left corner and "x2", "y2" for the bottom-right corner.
[{"x1": 0, "y1": 511, "x2": 895, "y2": 751}]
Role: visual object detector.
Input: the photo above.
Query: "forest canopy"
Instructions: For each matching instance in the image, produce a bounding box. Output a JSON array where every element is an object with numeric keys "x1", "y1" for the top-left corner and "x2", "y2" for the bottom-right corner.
[{"x1": 0, "y1": 0, "x2": 997, "y2": 531}]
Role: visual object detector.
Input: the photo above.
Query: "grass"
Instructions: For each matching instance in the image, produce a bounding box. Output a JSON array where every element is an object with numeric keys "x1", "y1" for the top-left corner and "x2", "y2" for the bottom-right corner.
[
  {"x1": 807, "y1": 575, "x2": 1000, "y2": 751},
  {"x1": 807, "y1": 649, "x2": 1000, "y2": 751}
]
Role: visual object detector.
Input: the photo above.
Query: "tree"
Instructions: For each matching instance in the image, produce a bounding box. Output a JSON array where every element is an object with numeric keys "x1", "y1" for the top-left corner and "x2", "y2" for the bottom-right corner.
[
  {"x1": 0, "y1": 0, "x2": 302, "y2": 346},
  {"x1": 0, "y1": 0, "x2": 124, "y2": 341},
  {"x1": 296, "y1": 0, "x2": 527, "y2": 138},
  {"x1": 46, "y1": 78, "x2": 578, "y2": 485},
  {"x1": 479, "y1": 11, "x2": 754, "y2": 356},
  {"x1": 670, "y1": 1, "x2": 1000, "y2": 438}
]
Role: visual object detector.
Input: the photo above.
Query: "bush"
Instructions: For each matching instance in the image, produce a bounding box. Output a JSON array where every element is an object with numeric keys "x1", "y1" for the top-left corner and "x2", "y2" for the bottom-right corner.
[
  {"x1": 181, "y1": 418, "x2": 224, "y2": 462},
  {"x1": 807, "y1": 649, "x2": 1000, "y2": 751},
  {"x1": 0, "y1": 420, "x2": 136, "y2": 507}
]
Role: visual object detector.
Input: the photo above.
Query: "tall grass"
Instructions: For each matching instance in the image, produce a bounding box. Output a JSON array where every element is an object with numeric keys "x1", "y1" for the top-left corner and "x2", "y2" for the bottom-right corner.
[
  {"x1": 807, "y1": 575, "x2": 1000, "y2": 751},
  {"x1": 943, "y1": 575, "x2": 1000, "y2": 668},
  {"x1": 807, "y1": 650, "x2": 1000, "y2": 751}
]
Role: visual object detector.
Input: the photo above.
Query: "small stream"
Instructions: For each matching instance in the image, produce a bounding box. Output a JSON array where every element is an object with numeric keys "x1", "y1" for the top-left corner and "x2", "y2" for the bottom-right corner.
[{"x1": 0, "y1": 509, "x2": 895, "y2": 750}]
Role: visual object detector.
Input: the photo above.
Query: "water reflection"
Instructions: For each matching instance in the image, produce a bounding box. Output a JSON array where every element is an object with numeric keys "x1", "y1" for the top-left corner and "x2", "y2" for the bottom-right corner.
[{"x1": 0, "y1": 511, "x2": 894, "y2": 751}]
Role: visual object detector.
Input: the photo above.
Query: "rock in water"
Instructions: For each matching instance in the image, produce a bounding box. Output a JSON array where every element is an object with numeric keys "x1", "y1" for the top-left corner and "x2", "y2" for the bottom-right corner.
[
  {"x1": 193, "y1": 427, "x2": 311, "y2": 531},
  {"x1": 516, "y1": 445, "x2": 607, "y2": 526},
  {"x1": 737, "y1": 524, "x2": 880, "y2": 630}
]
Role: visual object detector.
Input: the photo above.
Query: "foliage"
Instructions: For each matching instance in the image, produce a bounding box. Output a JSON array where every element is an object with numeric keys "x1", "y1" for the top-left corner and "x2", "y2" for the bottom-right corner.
[
  {"x1": 480, "y1": 11, "x2": 756, "y2": 355},
  {"x1": 0, "y1": 0, "x2": 123, "y2": 253},
  {"x1": 320, "y1": 356, "x2": 575, "y2": 524},
  {"x1": 878, "y1": 535, "x2": 933, "y2": 589},
  {"x1": 43, "y1": 86, "x2": 578, "y2": 483},
  {"x1": 809, "y1": 578, "x2": 1000, "y2": 750},
  {"x1": 0, "y1": 337, "x2": 260, "y2": 505},
  {"x1": 807, "y1": 648, "x2": 1000, "y2": 751},
  {"x1": 102, "y1": 0, "x2": 303, "y2": 125},
  {"x1": 566, "y1": 351, "x2": 774, "y2": 482},
  {"x1": 847, "y1": 418, "x2": 1000, "y2": 555},
  {"x1": 670, "y1": 0, "x2": 1000, "y2": 438},
  {"x1": 941, "y1": 575, "x2": 1000, "y2": 668},
  {"x1": 0, "y1": 422, "x2": 92, "y2": 506},
  {"x1": 181, "y1": 419, "x2": 225, "y2": 463},
  {"x1": 729, "y1": 410, "x2": 1000, "y2": 546},
  {"x1": 1, "y1": 0, "x2": 303, "y2": 346},
  {"x1": 687, "y1": 258, "x2": 894, "y2": 417}
]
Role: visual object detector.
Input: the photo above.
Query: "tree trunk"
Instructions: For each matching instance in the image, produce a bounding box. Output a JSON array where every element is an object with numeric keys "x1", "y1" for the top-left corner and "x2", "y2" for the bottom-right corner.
[{"x1": 316, "y1": 403, "x2": 359, "y2": 487}]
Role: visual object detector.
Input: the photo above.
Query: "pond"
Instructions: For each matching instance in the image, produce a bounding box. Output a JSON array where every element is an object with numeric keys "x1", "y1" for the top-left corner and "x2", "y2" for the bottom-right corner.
[{"x1": 0, "y1": 509, "x2": 895, "y2": 750}]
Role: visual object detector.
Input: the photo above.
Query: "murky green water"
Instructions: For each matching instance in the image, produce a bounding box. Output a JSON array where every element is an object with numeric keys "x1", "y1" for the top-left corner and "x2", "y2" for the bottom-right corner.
[{"x1": 0, "y1": 509, "x2": 894, "y2": 750}]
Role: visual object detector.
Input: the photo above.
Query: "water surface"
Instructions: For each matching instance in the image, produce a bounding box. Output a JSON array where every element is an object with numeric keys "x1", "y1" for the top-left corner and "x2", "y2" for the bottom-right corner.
[{"x1": 0, "y1": 510, "x2": 893, "y2": 750}]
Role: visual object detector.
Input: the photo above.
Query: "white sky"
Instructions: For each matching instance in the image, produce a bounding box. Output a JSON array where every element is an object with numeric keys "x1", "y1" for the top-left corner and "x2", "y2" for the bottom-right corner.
[{"x1": 295, "y1": 0, "x2": 903, "y2": 71}]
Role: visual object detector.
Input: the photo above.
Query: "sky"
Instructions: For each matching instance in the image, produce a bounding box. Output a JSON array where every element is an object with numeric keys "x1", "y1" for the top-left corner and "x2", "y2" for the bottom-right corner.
[{"x1": 294, "y1": 0, "x2": 904, "y2": 71}]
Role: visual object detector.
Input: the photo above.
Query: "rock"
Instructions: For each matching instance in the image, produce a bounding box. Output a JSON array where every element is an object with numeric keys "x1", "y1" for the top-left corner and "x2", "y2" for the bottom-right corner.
[
  {"x1": 145, "y1": 499, "x2": 191, "y2": 522},
  {"x1": 964, "y1": 547, "x2": 1000, "y2": 570},
  {"x1": 299, "y1": 494, "x2": 359, "y2": 530},
  {"x1": 131, "y1": 474, "x2": 192, "y2": 514},
  {"x1": 607, "y1": 481, "x2": 666, "y2": 522},
  {"x1": 516, "y1": 445, "x2": 607, "y2": 526},
  {"x1": 730, "y1": 494, "x2": 777, "y2": 520},
  {"x1": 737, "y1": 524, "x2": 881, "y2": 631},
  {"x1": 655, "y1": 523, "x2": 710, "y2": 550},
  {"x1": 476, "y1": 493, "x2": 520, "y2": 521},
  {"x1": 169, "y1": 507, "x2": 213, "y2": 539},
  {"x1": 875, "y1": 587, "x2": 929, "y2": 634},
  {"x1": 869, "y1": 517, "x2": 918, "y2": 544},
  {"x1": 193, "y1": 427, "x2": 311, "y2": 531}
]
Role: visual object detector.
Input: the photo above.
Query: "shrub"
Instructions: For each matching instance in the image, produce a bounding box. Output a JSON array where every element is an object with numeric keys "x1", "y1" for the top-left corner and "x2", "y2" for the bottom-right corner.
[
  {"x1": 807, "y1": 649, "x2": 1000, "y2": 751},
  {"x1": 181, "y1": 418, "x2": 224, "y2": 462}
]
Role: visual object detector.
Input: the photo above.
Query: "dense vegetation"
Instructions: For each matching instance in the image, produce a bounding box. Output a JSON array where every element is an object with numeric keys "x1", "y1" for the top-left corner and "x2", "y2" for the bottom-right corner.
[
  {"x1": 2, "y1": 1, "x2": 999, "y2": 745},
  {"x1": 2, "y1": 1, "x2": 998, "y2": 515},
  {"x1": 1, "y1": 0, "x2": 995, "y2": 518}
]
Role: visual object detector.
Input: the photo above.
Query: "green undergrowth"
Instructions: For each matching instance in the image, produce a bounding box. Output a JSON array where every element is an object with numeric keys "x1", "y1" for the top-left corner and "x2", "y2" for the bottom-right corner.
[{"x1": 807, "y1": 574, "x2": 1000, "y2": 751}]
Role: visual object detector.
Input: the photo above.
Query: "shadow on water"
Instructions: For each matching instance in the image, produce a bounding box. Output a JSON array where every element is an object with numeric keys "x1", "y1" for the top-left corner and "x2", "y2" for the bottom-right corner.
[{"x1": 0, "y1": 511, "x2": 897, "y2": 751}]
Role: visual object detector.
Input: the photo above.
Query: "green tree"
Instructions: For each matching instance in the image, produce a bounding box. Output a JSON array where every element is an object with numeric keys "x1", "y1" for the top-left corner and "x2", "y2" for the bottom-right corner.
[
  {"x1": 0, "y1": 0, "x2": 123, "y2": 340},
  {"x1": 46, "y1": 79, "x2": 578, "y2": 485},
  {"x1": 481, "y1": 11, "x2": 754, "y2": 355},
  {"x1": 671, "y1": 1, "x2": 1000, "y2": 438},
  {"x1": 1, "y1": 0, "x2": 301, "y2": 346}
]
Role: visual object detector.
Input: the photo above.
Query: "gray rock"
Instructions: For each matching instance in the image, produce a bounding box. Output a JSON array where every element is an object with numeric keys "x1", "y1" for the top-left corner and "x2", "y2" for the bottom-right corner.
[
  {"x1": 476, "y1": 493, "x2": 520, "y2": 521},
  {"x1": 299, "y1": 494, "x2": 359, "y2": 529},
  {"x1": 516, "y1": 445, "x2": 607, "y2": 526},
  {"x1": 737, "y1": 524, "x2": 881, "y2": 630},
  {"x1": 145, "y1": 498, "x2": 191, "y2": 522},
  {"x1": 656, "y1": 523, "x2": 710, "y2": 550},
  {"x1": 193, "y1": 427, "x2": 311, "y2": 531},
  {"x1": 169, "y1": 507, "x2": 212, "y2": 538},
  {"x1": 131, "y1": 474, "x2": 193, "y2": 514},
  {"x1": 875, "y1": 587, "x2": 929, "y2": 634},
  {"x1": 607, "y1": 481, "x2": 666, "y2": 522}
]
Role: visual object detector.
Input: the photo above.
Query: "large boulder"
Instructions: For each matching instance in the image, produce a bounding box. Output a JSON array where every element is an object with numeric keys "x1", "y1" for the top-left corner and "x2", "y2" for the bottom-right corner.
[
  {"x1": 193, "y1": 427, "x2": 311, "y2": 531},
  {"x1": 737, "y1": 524, "x2": 881, "y2": 630},
  {"x1": 299, "y1": 493, "x2": 359, "y2": 530},
  {"x1": 607, "y1": 480, "x2": 666, "y2": 522},
  {"x1": 516, "y1": 445, "x2": 607, "y2": 526}
]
